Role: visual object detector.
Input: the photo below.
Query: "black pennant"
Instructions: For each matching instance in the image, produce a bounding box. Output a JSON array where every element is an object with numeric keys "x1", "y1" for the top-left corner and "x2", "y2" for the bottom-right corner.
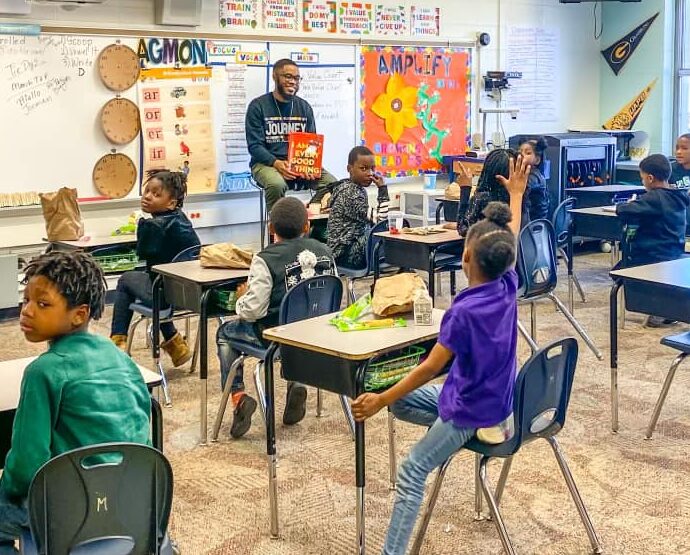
[{"x1": 601, "y1": 12, "x2": 659, "y2": 75}]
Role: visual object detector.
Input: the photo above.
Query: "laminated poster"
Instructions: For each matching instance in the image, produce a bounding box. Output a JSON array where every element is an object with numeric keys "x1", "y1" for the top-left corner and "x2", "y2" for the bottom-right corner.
[
  {"x1": 219, "y1": 0, "x2": 260, "y2": 30},
  {"x1": 263, "y1": 0, "x2": 299, "y2": 32},
  {"x1": 339, "y1": 2, "x2": 373, "y2": 35},
  {"x1": 302, "y1": 0, "x2": 337, "y2": 33},
  {"x1": 375, "y1": 4, "x2": 407, "y2": 36},
  {"x1": 410, "y1": 6, "x2": 439, "y2": 36}
]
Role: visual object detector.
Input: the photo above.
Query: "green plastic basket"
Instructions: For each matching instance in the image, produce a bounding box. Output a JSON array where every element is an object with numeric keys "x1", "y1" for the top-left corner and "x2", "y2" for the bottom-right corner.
[
  {"x1": 93, "y1": 252, "x2": 139, "y2": 273},
  {"x1": 212, "y1": 289, "x2": 237, "y2": 312},
  {"x1": 364, "y1": 345, "x2": 426, "y2": 391}
]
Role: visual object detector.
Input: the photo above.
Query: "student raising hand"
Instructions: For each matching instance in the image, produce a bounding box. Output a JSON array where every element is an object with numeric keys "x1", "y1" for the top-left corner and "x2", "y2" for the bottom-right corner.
[{"x1": 496, "y1": 154, "x2": 530, "y2": 198}]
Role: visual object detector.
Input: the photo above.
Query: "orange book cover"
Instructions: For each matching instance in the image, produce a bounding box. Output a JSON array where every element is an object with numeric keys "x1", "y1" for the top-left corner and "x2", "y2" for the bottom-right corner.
[{"x1": 288, "y1": 132, "x2": 324, "y2": 179}]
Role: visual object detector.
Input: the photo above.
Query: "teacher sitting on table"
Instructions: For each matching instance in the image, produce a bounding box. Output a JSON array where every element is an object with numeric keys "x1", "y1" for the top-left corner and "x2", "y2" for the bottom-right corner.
[{"x1": 245, "y1": 58, "x2": 336, "y2": 211}]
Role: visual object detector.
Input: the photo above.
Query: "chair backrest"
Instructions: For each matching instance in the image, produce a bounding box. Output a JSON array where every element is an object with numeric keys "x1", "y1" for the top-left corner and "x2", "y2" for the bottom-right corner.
[
  {"x1": 171, "y1": 243, "x2": 202, "y2": 263},
  {"x1": 498, "y1": 338, "x2": 579, "y2": 455},
  {"x1": 27, "y1": 442, "x2": 173, "y2": 555},
  {"x1": 516, "y1": 219, "x2": 559, "y2": 300},
  {"x1": 442, "y1": 200, "x2": 459, "y2": 223},
  {"x1": 279, "y1": 274, "x2": 343, "y2": 325},
  {"x1": 551, "y1": 197, "x2": 575, "y2": 249},
  {"x1": 363, "y1": 219, "x2": 390, "y2": 273}
]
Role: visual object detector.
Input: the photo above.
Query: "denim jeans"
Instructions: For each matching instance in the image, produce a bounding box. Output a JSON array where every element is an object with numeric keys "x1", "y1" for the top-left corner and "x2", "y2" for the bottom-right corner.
[
  {"x1": 111, "y1": 270, "x2": 177, "y2": 341},
  {"x1": 216, "y1": 319, "x2": 266, "y2": 392},
  {"x1": 383, "y1": 385, "x2": 475, "y2": 555},
  {"x1": 0, "y1": 488, "x2": 28, "y2": 555}
]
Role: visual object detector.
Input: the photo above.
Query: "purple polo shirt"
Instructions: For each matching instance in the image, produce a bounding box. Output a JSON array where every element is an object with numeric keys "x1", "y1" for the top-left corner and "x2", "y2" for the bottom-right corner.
[{"x1": 438, "y1": 269, "x2": 518, "y2": 429}]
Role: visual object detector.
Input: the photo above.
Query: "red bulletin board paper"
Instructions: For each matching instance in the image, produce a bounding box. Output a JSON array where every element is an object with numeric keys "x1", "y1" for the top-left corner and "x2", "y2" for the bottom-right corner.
[
  {"x1": 361, "y1": 46, "x2": 472, "y2": 177},
  {"x1": 288, "y1": 132, "x2": 324, "y2": 179}
]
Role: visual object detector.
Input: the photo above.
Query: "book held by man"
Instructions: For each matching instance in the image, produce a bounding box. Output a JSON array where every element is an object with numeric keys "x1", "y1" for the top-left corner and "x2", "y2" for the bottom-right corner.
[{"x1": 288, "y1": 132, "x2": 324, "y2": 180}]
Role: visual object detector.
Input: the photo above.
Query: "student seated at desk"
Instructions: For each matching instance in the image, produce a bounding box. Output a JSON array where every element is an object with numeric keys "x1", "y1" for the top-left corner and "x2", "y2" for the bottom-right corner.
[
  {"x1": 616, "y1": 154, "x2": 689, "y2": 327},
  {"x1": 326, "y1": 146, "x2": 389, "y2": 269},
  {"x1": 0, "y1": 252, "x2": 151, "y2": 555},
  {"x1": 109, "y1": 170, "x2": 200, "y2": 367},
  {"x1": 216, "y1": 197, "x2": 336, "y2": 438},
  {"x1": 352, "y1": 157, "x2": 529, "y2": 555},
  {"x1": 670, "y1": 133, "x2": 690, "y2": 235}
]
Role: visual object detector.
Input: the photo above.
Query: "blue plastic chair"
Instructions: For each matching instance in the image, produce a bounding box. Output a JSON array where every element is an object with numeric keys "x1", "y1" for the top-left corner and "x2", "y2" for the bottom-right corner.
[
  {"x1": 551, "y1": 198, "x2": 586, "y2": 311},
  {"x1": 410, "y1": 338, "x2": 603, "y2": 555},
  {"x1": 20, "y1": 443, "x2": 175, "y2": 555},
  {"x1": 516, "y1": 219, "x2": 602, "y2": 360},
  {"x1": 211, "y1": 274, "x2": 355, "y2": 441}
]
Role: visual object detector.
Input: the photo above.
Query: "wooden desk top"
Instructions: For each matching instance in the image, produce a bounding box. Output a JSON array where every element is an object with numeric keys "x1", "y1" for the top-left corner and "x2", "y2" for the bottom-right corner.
[
  {"x1": 0, "y1": 356, "x2": 161, "y2": 412},
  {"x1": 375, "y1": 229, "x2": 463, "y2": 245},
  {"x1": 308, "y1": 213, "x2": 329, "y2": 221},
  {"x1": 569, "y1": 206, "x2": 619, "y2": 217},
  {"x1": 49, "y1": 234, "x2": 137, "y2": 249},
  {"x1": 152, "y1": 260, "x2": 249, "y2": 285},
  {"x1": 263, "y1": 310, "x2": 444, "y2": 361},
  {"x1": 610, "y1": 258, "x2": 690, "y2": 289},
  {"x1": 566, "y1": 185, "x2": 644, "y2": 193}
]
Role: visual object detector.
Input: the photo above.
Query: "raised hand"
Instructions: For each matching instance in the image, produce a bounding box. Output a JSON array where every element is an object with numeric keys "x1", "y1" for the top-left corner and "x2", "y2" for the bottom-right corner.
[{"x1": 496, "y1": 154, "x2": 530, "y2": 198}]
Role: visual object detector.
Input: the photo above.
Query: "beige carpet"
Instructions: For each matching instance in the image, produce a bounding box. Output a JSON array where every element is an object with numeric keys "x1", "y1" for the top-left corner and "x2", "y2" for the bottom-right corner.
[{"x1": 2, "y1": 251, "x2": 690, "y2": 554}]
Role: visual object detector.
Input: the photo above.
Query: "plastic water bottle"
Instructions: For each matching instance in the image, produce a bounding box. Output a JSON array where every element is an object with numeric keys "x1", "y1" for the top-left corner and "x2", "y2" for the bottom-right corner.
[{"x1": 413, "y1": 288, "x2": 433, "y2": 326}]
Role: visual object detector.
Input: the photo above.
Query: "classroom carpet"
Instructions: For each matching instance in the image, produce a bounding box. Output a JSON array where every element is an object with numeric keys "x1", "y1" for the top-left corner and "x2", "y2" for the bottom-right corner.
[{"x1": 2, "y1": 250, "x2": 690, "y2": 554}]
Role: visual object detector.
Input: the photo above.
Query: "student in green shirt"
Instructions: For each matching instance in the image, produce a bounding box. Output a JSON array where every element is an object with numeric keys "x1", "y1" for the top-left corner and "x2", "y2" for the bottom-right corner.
[{"x1": 0, "y1": 252, "x2": 152, "y2": 554}]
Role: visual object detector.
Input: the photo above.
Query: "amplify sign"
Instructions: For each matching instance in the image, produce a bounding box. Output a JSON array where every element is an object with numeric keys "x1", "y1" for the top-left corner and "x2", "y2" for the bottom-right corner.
[{"x1": 601, "y1": 13, "x2": 658, "y2": 75}]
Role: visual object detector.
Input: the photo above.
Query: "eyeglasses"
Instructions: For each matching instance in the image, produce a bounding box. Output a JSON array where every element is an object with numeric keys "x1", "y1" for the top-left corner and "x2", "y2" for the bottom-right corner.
[{"x1": 279, "y1": 73, "x2": 302, "y2": 83}]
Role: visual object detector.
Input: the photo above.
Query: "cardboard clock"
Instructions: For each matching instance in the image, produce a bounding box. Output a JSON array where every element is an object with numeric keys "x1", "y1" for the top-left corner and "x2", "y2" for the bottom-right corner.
[
  {"x1": 92, "y1": 153, "x2": 137, "y2": 199},
  {"x1": 98, "y1": 43, "x2": 140, "y2": 92},
  {"x1": 101, "y1": 97, "x2": 141, "y2": 144}
]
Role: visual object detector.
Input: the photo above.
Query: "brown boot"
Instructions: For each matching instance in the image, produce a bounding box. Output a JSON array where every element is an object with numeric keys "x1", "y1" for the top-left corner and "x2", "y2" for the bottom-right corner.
[
  {"x1": 161, "y1": 332, "x2": 192, "y2": 367},
  {"x1": 110, "y1": 334, "x2": 128, "y2": 351}
]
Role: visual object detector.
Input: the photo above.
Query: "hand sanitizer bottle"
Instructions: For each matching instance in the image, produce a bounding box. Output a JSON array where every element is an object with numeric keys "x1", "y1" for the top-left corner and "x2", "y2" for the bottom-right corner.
[{"x1": 413, "y1": 288, "x2": 433, "y2": 326}]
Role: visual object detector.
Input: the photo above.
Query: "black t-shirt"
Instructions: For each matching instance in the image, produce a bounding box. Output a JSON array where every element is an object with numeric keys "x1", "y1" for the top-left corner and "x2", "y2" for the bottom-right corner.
[{"x1": 670, "y1": 161, "x2": 690, "y2": 190}]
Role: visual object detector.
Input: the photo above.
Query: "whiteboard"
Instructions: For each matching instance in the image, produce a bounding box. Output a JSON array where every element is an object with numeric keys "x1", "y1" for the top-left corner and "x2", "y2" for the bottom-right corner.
[{"x1": 0, "y1": 34, "x2": 140, "y2": 199}]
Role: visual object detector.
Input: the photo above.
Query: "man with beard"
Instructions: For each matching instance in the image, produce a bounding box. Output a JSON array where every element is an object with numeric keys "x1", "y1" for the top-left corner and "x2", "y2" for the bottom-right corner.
[{"x1": 246, "y1": 58, "x2": 337, "y2": 211}]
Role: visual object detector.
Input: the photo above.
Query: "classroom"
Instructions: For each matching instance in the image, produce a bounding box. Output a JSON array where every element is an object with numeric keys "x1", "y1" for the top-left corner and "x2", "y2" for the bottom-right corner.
[{"x1": 0, "y1": 0, "x2": 689, "y2": 553}]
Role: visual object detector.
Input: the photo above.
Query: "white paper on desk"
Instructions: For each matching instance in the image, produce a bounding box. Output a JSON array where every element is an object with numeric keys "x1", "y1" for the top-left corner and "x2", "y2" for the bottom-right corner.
[{"x1": 602, "y1": 206, "x2": 617, "y2": 213}]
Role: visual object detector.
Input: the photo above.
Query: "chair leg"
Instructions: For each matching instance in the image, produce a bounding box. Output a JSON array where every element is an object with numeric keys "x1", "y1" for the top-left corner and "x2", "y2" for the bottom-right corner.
[
  {"x1": 517, "y1": 320, "x2": 539, "y2": 354},
  {"x1": 184, "y1": 316, "x2": 191, "y2": 342},
  {"x1": 146, "y1": 321, "x2": 153, "y2": 349},
  {"x1": 530, "y1": 302, "x2": 537, "y2": 342},
  {"x1": 387, "y1": 409, "x2": 397, "y2": 489},
  {"x1": 478, "y1": 456, "x2": 517, "y2": 555},
  {"x1": 126, "y1": 315, "x2": 145, "y2": 355},
  {"x1": 548, "y1": 294, "x2": 603, "y2": 360},
  {"x1": 189, "y1": 318, "x2": 201, "y2": 374},
  {"x1": 645, "y1": 353, "x2": 688, "y2": 439},
  {"x1": 559, "y1": 249, "x2": 575, "y2": 313},
  {"x1": 156, "y1": 359, "x2": 172, "y2": 407},
  {"x1": 348, "y1": 278, "x2": 356, "y2": 304},
  {"x1": 339, "y1": 395, "x2": 355, "y2": 441},
  {"x1": 316, "y1": 388, "x2": 323, "y2": 417},
  {"x1": 494, "y1": 456, "x2": 513, "y2": 507},
  {"x1": 474, "y1": 452, "x2": 484, "y2": 520},
  {"x1": 450, "y1": 271, "x2": 456, "y2": 297},
  {"x1": 546, "y1": 436, "x2": 603, "y2": 554},
  {"x1": 254, "y1": 361, "x2": 268, "y2": 429},
  {"x1": 211, "y1": 355, "x2": 245, "y2": 442},
  {"x1": 409, "y1": 454, "x2": 455, "y2": 555},
  {"x1": 573, "y1": 272, "x2": 587, "y2": 303}
]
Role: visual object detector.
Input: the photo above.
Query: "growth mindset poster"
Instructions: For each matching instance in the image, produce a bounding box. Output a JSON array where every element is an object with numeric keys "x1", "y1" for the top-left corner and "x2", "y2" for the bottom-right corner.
[
  {"x1": 339, "y1": 2, "x2": 373, "y2": 35},
  {"x1": 219, "y1": 0, "x2": 259, "y2": 30},
  {"x1": 263, "y1": 0, "x2": 298, "y2": 31},
  {"x1": 303, "y1": 0, "x2": 337, "y2": 33},
  {"x1": 375, "y1": 4, "x2": 407, "y2": 36}
]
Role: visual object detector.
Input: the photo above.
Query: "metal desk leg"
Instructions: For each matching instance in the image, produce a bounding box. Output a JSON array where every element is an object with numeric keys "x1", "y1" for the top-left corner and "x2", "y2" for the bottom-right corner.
[
  {"x1": 264, "y1": 343, "x2": 280, "y2": 538},
  {"x1": 151, "y1": 396, "x2": 163, "y2": 452},
  {"x1": 428, "y1": 250, "x2": 436, "y2": 304},
  {"x1": 199, "y1": 289, "x2": 211, "y2": 445},
  {"x1": 610, "y1": 280, "x2": 622, "y2": 433},
  {"x1": 152, "y1": 277, "x2": 171, "y2": 406},
  {"x1": 355, "y1": 362, "x2": 370, "y2": 555}
]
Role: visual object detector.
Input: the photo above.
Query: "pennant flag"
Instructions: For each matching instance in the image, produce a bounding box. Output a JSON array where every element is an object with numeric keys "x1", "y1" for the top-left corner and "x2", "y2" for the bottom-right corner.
[
  {"x1": 601, "y1": 12, "x2": 659, "y2": 75},
  {"x1": 603, "y1": 79, "x2": 657, "y2": 130}
]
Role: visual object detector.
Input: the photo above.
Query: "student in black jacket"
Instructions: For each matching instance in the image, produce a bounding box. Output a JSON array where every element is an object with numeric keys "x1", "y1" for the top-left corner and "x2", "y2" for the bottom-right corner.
[
  {"x1": 616, "y1": 154, "x2": 689, "y2": 326},
  {"x1": 110, "y1": 170, "x2": 200, "y2": 366},
  {"x1": 245, "y1": 58, "x2": 337, "y2": 211}
]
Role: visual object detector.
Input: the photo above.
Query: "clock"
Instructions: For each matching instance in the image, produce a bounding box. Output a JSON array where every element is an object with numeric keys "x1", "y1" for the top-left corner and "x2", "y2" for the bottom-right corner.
[
  {"x1": 98, "y1": 43, "x2": 140, "y2": 92},
  {"x1": 101, "y1": 97, "x2": 141, "y2": 144},
  {"x1": 92, "y1": 153, "x2": 137, "y2": 199}
]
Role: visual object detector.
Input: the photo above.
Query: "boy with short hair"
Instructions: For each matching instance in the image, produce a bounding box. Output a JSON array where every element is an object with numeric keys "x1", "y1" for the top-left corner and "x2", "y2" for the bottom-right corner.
[
  {"x1": 0, "y1": 251, "x2": 151, "y2": 554},
  {"x1": 326, "y1": 146, "x2": 389, "y2": 269},
  {"x1": 216, "y1": 197, "x2": 336, "y2": 438}
]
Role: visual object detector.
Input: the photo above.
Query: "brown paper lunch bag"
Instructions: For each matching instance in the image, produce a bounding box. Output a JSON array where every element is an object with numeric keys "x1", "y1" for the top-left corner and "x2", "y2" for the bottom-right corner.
[
  {"x1": 372, "y1": 273, "x2": 428, "y2": 317},
  {"x1": 39, "y1": 187, "x2": 84, "y2": 241},
  {"x1": 200, "y1": 243, "x2": 253, "y2": 269}
]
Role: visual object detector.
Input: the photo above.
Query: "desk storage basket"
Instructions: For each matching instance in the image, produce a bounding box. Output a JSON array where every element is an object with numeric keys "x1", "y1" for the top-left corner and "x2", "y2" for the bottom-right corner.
[
  {"x1": 212, "y1": 289, "x2": 237, "y2": 312},
  {"x1": 364, "y1": 346, "x2": 425, "y2": 391},
  {"x1": 93, "y1": 251, "x2": 138, "y2": 273}
]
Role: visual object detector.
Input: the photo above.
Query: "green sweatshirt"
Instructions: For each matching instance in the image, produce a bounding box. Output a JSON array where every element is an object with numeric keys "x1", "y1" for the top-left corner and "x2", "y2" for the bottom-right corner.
[{"x1": 1, "y1": 332, "x2": 151, "y2": 500}]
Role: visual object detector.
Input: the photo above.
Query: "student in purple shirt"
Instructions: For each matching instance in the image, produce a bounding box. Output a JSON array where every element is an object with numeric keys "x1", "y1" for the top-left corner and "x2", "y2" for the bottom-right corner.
[{"x1": 351, "y1": 156, "x2": 529, "y2": 555}]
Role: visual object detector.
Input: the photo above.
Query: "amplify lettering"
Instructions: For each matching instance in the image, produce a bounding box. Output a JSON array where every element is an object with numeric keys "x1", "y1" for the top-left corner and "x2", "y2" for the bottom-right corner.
[{"x1": 378, "y1": 53, "x2": 451, "y2": 77}]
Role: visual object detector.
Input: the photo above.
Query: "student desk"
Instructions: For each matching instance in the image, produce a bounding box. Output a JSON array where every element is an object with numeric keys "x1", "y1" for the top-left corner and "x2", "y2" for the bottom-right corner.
[
  {"x1": 569, "y1": 206, "x2": 625, "y2": 243},
  {"x1": 262, "y1": 310, "x2": 444, "y2": 554},
  {"x1": 609, "y1": 258, "x2": 690, "y2": 432},
  {"x1": 565, "y1": 184, "x2": 644, "y2": 208},
  {"x1": 151, "y1": 260, "x2": 249, "y2": 444},
  {"x1": 373, "y1": 230, "x2": 464, "y2": 302},
  {"x1": 48, "y1": 234, "x2": 137, "y2": 252},
  {"x1": 0, "y1": 357, "x2": 163, "y2": 469}
]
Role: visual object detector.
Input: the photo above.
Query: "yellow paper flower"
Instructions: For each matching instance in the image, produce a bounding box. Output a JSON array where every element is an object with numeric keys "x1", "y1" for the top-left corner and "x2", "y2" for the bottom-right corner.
[{"x1": 371, "y1": 73, "x2": 418, "y2": 143}]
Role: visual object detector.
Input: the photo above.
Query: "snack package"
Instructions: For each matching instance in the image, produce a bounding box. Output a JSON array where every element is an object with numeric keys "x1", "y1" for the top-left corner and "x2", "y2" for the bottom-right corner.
[{"x1": 329, "y1": 294, "x2": 407, "y2": 332}]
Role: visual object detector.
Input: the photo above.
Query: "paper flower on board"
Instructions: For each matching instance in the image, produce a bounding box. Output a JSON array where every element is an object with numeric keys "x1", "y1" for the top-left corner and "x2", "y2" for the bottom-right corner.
[{"x1": 371, "y1": 73, "x2": 418, "y2": 143}]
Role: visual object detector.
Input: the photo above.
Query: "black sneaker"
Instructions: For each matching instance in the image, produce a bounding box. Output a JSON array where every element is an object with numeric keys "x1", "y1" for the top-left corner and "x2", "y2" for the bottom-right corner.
[
  {"x1": 283, "y1": 383, "x2": 307, "y2": 425},
  {"x1": 645, "y1": 316, "x2": 678, "y2": 328},
  {"x1": 230, "y1": 394, "x2": 257, "y2": 438}
]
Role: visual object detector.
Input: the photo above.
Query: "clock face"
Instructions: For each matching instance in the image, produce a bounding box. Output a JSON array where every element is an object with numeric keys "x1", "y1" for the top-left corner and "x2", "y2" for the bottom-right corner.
[
  {"x1": 101, "y1": 97, "x2": 141, "y2": 145},
  {"x1": 93, "y1": 153, "x2": 137, "y2": 199},
  {"x1": 98, "y1": 44, "x2": 140, "y2": 92}
]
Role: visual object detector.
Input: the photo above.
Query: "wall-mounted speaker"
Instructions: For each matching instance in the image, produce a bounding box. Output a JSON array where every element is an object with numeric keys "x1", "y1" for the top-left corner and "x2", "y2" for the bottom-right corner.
[{"x1": 154, "y1": 0, "x2": 202, "y2": 27}]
